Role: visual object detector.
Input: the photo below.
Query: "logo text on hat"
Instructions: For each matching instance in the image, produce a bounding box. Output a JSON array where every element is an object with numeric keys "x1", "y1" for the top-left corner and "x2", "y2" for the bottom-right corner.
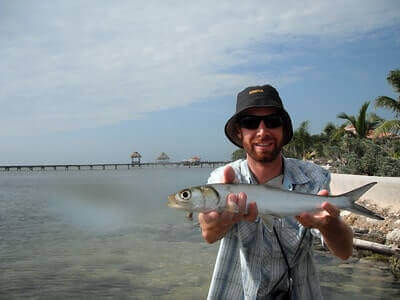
[{"x1": 249, "y1": 89, "x2": 264, "y2": 95}]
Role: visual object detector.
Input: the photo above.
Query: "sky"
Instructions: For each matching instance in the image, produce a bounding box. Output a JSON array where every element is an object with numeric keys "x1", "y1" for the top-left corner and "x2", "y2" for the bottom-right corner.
[{"x1": 1, "y1": 1, "x2": 400, "y2": 164}]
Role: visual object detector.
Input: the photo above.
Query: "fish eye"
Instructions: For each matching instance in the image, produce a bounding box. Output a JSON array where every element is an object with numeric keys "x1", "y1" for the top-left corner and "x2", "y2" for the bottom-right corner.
[{"x1": 179, "y1": 190, "x2": 191, "y2": 200}]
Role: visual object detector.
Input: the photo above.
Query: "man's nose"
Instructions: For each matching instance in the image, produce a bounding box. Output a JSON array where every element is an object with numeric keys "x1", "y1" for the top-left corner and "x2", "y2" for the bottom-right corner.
[{"x1": 256, "y1": 120, "x2": 269, "y2": 134}]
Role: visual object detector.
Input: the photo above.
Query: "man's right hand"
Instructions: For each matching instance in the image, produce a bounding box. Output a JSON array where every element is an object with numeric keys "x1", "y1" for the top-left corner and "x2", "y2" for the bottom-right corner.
[{"x1": 198, "y1": 166, "x2": 258, "y2": 244}]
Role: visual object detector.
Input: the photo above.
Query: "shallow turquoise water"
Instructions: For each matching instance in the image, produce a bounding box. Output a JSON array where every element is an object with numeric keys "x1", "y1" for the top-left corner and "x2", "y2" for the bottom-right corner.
[{"x1": 0, "y1": 168, "x2": 399, "y2": 299}]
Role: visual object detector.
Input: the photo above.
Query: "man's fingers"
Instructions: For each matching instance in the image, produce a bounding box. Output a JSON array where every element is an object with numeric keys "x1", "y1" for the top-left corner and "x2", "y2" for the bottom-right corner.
[
  {"x1": 317, "y1": 189, "x2": 329, "y2": 196},
  {"x1": 199, "y1": 190, "x2": 256, "y2": 230},
  {"x1": 296, "y1": 212, "x2": 315, "y2": 227},
  {"x1": 244, "y1": 202, "x2": 258, "y2": 222},
  {"x1": 237, "y1": 192, "x2": 247, "y2": 214},
  {"x1": 228, "y1": 193, "x2": 242, "y2": 223},
  {"x1": 222, "y1": 166, "x2": 236, "y2": 184},
  {"x1": 321, "y1": 201, "x2": 340, "y2": 218},
  {"x1": 199, "y1": 211, "x2": 220, "y2": 225},
  {"x1": 296, "y1": 203, "x2": 340, "y2": 229}
]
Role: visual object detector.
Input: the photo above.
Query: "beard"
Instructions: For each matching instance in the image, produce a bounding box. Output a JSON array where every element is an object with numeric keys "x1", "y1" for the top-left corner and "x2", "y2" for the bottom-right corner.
[{"x1": 242, "y1": 137, "x2": 283, "y2": 163}]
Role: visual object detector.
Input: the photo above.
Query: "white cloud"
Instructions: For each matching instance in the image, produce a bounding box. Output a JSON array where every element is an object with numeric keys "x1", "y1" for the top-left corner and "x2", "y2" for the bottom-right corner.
[{"x1": 0, "y1": 0, "x2": 399, "y2": 136}]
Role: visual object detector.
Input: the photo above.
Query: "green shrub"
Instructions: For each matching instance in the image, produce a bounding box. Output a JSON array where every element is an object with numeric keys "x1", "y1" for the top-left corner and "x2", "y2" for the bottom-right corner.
[
  {"x1": 231, "y1": 148, "x2": 246, "y2": 161},
  {"x1": 337, "y1": 138, "x2": 400, "y2": 176}
]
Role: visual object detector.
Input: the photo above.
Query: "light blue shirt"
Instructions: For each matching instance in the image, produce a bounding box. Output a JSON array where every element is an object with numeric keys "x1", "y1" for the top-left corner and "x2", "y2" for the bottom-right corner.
[{"x1": 206, "y1": 157, "x2": 331, "y2": 300}]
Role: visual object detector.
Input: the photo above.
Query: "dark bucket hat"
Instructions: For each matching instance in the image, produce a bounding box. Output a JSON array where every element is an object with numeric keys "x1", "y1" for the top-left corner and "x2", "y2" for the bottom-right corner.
[{"x1": 224, "y1": 84, "x2": 293, "y2": 148}]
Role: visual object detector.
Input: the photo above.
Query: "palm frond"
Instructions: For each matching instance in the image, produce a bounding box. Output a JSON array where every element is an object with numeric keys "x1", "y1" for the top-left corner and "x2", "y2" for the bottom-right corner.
[
  {"x1": 373, "y1": 120, "x2": 400, "y2": 137},
  {"x1": 337, "y1": 113, "x2": 356, "y2": 125},
  {"x1": 355, "y1": 102, "x2": 369, "y2": 137},
  {"x1": 331, "y1": 126, "x2": 346, "y2": 140},
  {"x1": 374, "y1": 96, "x2": 400, "y2": 117},
  {"x1": 297, "y1": 120, "x2": 310, "y2": 133},
  {"x1": 387, "y1": 69, "x2": 400, "y2": 93},
  {"x1": 367, "y1": 113, "x2": 384, "y2": 130}
]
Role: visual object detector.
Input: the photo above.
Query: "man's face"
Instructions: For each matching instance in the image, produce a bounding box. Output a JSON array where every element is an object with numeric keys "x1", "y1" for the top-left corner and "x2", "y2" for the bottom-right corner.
[{"x1": 237, "y1": 107, "x2": 284, "y2": 163}]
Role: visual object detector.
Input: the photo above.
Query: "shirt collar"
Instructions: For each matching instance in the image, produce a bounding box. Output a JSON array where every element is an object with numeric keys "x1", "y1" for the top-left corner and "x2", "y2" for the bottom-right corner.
[{"x1": 282, "y1": 156, "x2": 310, "y2": 189}]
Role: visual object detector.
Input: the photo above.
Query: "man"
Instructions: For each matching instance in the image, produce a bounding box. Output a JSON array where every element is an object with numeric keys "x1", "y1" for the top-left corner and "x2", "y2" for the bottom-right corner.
[{"x1": 199, "y1": 84, "x2": 353, "y2": 299}]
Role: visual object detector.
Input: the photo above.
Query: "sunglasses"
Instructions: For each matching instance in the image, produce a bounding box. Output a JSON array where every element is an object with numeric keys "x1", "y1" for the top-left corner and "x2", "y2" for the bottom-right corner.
[{"x1": 238, "y1": 114, "x2": 283, "y2": 130}]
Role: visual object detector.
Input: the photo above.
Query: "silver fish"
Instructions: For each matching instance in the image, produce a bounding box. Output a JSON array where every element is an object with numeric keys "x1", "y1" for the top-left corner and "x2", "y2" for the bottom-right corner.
[{"x1": 168, "y1": 182, "x2": 384, "y2": 220}]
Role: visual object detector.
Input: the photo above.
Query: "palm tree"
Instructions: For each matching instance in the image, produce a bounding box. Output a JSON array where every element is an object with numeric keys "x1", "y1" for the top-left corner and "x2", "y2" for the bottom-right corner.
[
  {"x1": 337, "y1": 101, "x2": 381, "y2": 138},
  {"x1": 374, "y1": 69, "x2": 400, "y2": 136},
  {"x1": 323, "y1": 122, "x2": 337, "y2": 138},
  {"x1": 323, "y1": 122, "x2": 346, "y2": 144},
  {"x1": 287, "y1": 120, "x2": 312, "y2": 159}
]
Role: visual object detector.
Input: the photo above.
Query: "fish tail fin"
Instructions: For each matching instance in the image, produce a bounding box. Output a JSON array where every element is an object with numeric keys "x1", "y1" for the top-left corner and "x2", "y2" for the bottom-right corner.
[
  {"x1": 348, "y1": 203, "x2": 384, "y2": 220},
  {"x1": 339, "y1": 182, "x2": 384, "y2": 220},
  {"x1": 341, "y1": 182, "x2": 377, "y2": 203}
]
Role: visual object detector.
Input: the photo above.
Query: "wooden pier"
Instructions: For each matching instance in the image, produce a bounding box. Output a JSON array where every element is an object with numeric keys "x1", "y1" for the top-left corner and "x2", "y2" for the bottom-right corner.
[{"x1": 0, "y1": 161, "x2": 230, "y2": 172}]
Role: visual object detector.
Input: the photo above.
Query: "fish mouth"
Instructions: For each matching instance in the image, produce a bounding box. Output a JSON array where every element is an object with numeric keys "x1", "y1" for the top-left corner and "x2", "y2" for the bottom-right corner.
[
  {"x1": 167, "y1": 194, "x2": 182, "y2": 209},
  {"x1": 168, "y1": 194, "x2": 190, "y2": 212}
]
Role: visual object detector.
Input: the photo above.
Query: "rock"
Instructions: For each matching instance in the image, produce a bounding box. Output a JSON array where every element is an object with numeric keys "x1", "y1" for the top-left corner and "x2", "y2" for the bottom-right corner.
[
  {"x1": 341, "y1": 210, "x2": 351, "y2": 216},
  {"x1": 387, "y1": 229, "x2": 400, "y2": 245},
  {"x1": 366, "y1": 218, "x2": 380, "y2": 225},
  {"x1": 363, "y1": 231, "x2": 386, "y2": 244},
  {"x1": 354, "y1": 228, "x2": 369, "y2": 234}
]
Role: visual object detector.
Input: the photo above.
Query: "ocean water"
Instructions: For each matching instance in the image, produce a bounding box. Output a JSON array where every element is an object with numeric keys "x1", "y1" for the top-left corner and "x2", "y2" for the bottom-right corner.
[{"x1": 0, "y1": 168, "x2": 399, "y2": 299}]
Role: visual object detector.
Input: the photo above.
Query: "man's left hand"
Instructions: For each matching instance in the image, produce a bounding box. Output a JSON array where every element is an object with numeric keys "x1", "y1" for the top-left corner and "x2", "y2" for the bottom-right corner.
[
  {"x1": 295, "y1": 189, "x2": 353, "y2": 260},
  {"x1": 295, "y1": 189, "x2": 341, "y2": 230}
]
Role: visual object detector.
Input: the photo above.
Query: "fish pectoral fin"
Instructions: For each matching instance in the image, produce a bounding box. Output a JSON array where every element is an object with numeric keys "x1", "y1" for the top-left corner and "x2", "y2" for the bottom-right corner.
[
  {"x1": 185, "y1": 212, "x2": 194, "y2": 221},
  {"x1": 260, "y1": 210, "x2": 282, "y2": 218},
  {"x1": 269, "y1": 213, "x2": 283, "y2": 218},
  {"x1": 225, "y1": 201, "x2": 239, "y2": 214}
]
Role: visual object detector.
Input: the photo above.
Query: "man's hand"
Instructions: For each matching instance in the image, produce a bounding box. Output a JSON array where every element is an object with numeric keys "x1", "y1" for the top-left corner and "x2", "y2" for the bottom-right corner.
[
  {"x1": 296, "y1": 189, "x2": 353, "y2": 260},
  {"x1": 198, "y1": 166, "x2": 258, "y2": 244},
  {"x1": 295, "y1": 190, "x2": 340, "y2": 230}
]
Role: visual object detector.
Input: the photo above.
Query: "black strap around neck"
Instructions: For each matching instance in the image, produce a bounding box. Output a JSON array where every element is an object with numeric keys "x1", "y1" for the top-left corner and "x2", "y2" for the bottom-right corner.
[{"x1": 273, "y1": 226, "x2": 291, "y2": 280}]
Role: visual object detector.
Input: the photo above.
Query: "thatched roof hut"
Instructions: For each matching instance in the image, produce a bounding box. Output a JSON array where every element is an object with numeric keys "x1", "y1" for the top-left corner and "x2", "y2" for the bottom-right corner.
[
  {"x1": 183, "y1": 156, "x2": 201, "y2": 166},
  {"x1": 156, "y1": 152, "x2": 170, "y2": 161},
  {"x1": 131, "y1": 152, "x2": 142, "y2": 164},
  {"x1": 130, "y1": 152, "x2": 142, "y2": 158}
]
